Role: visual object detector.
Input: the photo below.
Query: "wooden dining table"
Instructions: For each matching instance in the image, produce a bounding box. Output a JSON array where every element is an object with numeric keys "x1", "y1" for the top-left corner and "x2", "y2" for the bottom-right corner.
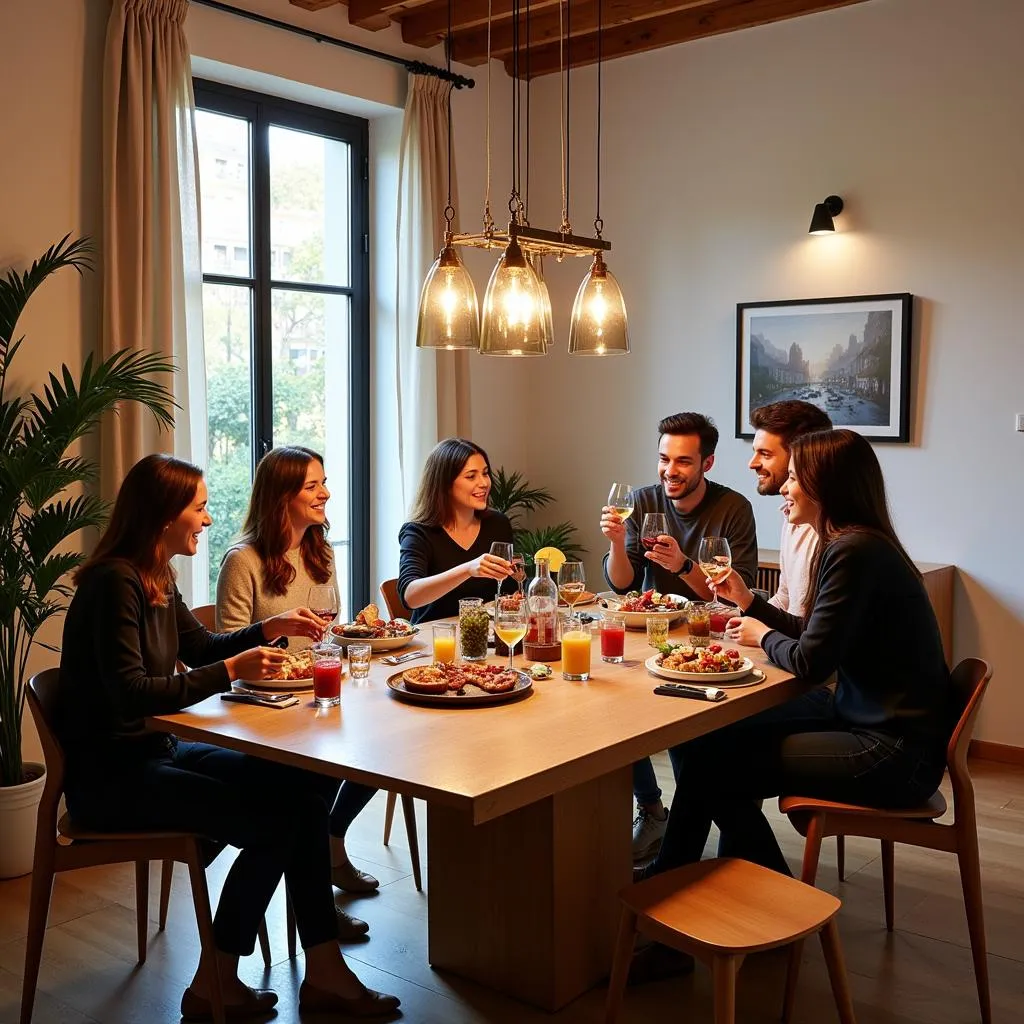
[{"x1": 149, "y1": 621, "x2": 804, "y2": 1012}]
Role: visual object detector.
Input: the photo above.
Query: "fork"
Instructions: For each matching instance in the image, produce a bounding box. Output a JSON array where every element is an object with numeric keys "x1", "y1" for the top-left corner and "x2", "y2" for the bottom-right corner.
[{"x1": 381, "y1": 650, "x2": 429, "y2": 666}]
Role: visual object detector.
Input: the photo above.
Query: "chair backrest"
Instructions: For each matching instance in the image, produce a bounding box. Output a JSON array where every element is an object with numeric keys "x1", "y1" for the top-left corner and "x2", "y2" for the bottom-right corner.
[
  {"x1": 379, "y1": 579, "x2": 412, "y2": 621},
  {"x1": 191, "y1": 603, "x2": 216, "y2": 630},
  {"x1": 946, "y1": 657, "x2": 993, "y2": 806},
  {"x1": 26, "y1": 669, "x2": 68, "y2": 839}
]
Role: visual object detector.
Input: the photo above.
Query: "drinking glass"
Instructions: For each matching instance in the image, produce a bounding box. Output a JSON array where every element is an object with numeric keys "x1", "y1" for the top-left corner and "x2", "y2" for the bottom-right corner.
[
  {"x1": 348, "y1": 642, "x2": 372, "y2": 679},
  {"x1": 708, "y1": 603, "x2": 730, "y2": 640},
  {"x1": 494, "y1": 603, "x2": 528, "y2": 672},
  {"x1": 646, "y1": 615, "x2": 669, "y2": 649},
  {"x1": 600, "y1": 613, "x2": 626, "y2": 663},
  {"x1": 557, "y1": 561, "x2": 587, "y2": 616},
  {"x1": 458, "y1": 597, "x2": 489, "y2": 661},
  {"x1": 432, "y1": 622, "x2": 456, "y2": 664},
  {"x1": 560, "y1": 615, "x2": 592, "y2": 681},
  {"x1": 510, "y1": 553, "x2": 527, "y2": 595},
  {"x1": 606, "y1": 483, "x2": 634, "y2": 523},
  {"x1": 312, "y1": 645, "x2": 342, "y2": 707},
  {"x1": 640, "y1": 513, "x2": 668, "y2": 553},
  {"x1": 308, "y1": 585, "x2": 339, "y2": 636},
  {"x1": 686, "y1": 602, "x2": 711, "y2": 647},
  {"x1": 698, "y1": 536, "x2": 732, "y2": 587},
  {"x1": 489, "y1": 541, "x2": 514, "y2": 600}
]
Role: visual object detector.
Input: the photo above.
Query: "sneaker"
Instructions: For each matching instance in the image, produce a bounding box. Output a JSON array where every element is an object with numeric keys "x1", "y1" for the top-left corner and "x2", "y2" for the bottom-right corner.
[{"x1": 631, "y1": 805, "x2": 668, "y2": 862}]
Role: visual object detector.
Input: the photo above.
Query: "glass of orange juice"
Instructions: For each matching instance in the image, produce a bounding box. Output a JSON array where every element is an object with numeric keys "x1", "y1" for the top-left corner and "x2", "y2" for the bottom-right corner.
[
  {"x1": 560, "y1": 615, "x2": 592, "y2": 681},
  {"x1": 432, "y1": 622, "x2": 456, "y2": 664}
]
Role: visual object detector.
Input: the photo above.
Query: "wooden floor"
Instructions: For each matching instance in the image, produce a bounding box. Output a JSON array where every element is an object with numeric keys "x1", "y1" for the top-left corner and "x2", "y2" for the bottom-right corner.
[{"x1": 1, "y1": 756, "x2": 1022, "y2": 1023}]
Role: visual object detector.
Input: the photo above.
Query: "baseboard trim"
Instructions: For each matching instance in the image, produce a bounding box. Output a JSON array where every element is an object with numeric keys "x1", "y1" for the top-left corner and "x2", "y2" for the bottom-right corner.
[{"x1": 969, "y1": 739, "x2": 1024, "y2": 766}]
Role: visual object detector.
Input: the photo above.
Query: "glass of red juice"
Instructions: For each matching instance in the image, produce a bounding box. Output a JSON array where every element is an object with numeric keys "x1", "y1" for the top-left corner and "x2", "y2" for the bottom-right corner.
[
  {"x1": 708, "y1": 603, "x2": 730, "y2": 639},
  {"x1": 600, "y1": 614, "x2": 626, "y2": 663},
  {"x1": 312, "y1": 646, "x2": 342, "y2": 708}
]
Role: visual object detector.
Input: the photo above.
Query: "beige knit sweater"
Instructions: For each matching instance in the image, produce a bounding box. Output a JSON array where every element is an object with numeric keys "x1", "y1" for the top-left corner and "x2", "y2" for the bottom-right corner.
[{"x1": 215, "y1": 544, "x2": 339, "y2": 650}]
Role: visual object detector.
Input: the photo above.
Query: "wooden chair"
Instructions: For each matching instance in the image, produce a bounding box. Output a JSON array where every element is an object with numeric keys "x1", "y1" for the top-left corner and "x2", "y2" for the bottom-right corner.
[
  {"x1": 22, "y1": 670, "x2": 226, "y2": 1024},
  {"x1": 779, "y1": 658, "x2": 993, "y2": 1024},
  {"x1": 605, "y1": 858, "x2": 856, "y2": 1024},
  {"x1": 378, "y1": 579, "x2": 423, "y2": 892}
]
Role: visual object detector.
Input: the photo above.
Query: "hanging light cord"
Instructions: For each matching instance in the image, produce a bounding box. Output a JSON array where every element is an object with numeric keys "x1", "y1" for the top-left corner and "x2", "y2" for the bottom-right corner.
[
  {"x1": 524, "y1": 0, "x2": 531, "y2": 223},
  {"x1": 444, "y1": 0, "x2": 455, "y2": 235},
  {"x1": 482, "y1": 0, "x2": 495, "y2": 234},
  {"x1": 558, "y1": 0, "x2": 570, "y2": 234},
  {"x1": 594, "y1": 0, "x2": 603, "y2": 238}
]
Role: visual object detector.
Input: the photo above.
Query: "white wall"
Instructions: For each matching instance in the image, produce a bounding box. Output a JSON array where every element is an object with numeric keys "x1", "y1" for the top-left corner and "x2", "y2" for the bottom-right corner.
[{"x1": 495, "y1": 0, "x2": 1024, "y2": 745}]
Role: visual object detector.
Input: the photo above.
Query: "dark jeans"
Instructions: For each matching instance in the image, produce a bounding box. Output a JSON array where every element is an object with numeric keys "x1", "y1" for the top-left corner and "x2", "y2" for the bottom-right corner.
[
  {"x1": 330, "y1": 781, "x2": 377, "y2": 837},
  {"x1": 65, "y1": 741, "x2": 340, "y2": 956},
  {"x1": 633, "y1": 757, "x2": 663, "y2": 807},
  {"x1": 649, "y1": 687, "x2": 947, "y2": 877}
]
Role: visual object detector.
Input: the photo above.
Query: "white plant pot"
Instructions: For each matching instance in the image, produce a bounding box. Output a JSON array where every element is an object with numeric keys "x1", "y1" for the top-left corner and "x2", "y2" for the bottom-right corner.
[{"x1": 0, "y1": 762, "x2": 46, "y2": 879}]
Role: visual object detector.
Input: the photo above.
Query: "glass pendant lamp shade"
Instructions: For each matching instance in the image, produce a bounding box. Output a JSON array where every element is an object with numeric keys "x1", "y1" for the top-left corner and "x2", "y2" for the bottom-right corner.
[
  {"x1": 415, "y1": 237, "x2": 480, "y2": 350},
  {"x1": 479, "y1": 237, "x2": 550, "y2": 355},
  {"x1": 528, "y1": 253, "x2": 555, "y2": 348},
  {"x1": 568, "y1": 253, "x2": 629, "y2": 355}
]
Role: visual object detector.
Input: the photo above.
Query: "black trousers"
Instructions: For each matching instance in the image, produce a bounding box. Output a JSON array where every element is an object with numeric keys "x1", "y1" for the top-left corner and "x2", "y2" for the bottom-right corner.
[
  {"x1": 651, "y1": 687, "x2": 947, "y2": 876},
  {"x1": 66, "y1": 741, "x2": 339, "y2": 956}
]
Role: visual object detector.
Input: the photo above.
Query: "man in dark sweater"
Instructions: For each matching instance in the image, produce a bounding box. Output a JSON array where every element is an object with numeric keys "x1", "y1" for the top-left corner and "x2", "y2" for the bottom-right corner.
[{"x1": 600, "y1": 412, "x2": 758, "y2": 861}]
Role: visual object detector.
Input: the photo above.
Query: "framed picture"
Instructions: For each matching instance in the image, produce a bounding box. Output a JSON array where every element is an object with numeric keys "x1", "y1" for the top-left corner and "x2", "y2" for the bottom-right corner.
[{"x1": 736, "y1": 293, "x2": 913, "y2": 443}]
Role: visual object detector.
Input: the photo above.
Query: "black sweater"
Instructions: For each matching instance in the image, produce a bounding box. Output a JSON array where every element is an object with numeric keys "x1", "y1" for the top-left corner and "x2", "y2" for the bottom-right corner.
[
  {"x1": 397, "y1": 511, "x2": 514, "y2": 624},
  {"x1": 55, "y1": 560, "x2": 265, "y2": 763},
  {"x1": 756, "y1": 531, "x2": 953, "y2": 742}
]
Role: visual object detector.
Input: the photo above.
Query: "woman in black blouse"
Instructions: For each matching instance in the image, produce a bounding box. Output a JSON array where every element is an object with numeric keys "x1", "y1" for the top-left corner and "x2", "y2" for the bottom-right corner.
[
  {"x1": 57, "y1": 454, "x2": 399, "y2": 1020},
  {"x1": 398, "y1": 438, "x2": 514, "y2": 623},
  {"x1": 646, "y1": 429, "x2": 953, "y2": 879}
]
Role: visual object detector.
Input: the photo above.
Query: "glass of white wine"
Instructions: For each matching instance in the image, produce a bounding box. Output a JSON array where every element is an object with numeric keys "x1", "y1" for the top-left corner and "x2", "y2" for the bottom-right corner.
[
  {"x1": 494, "y1": 602, "x2": 527, "y2": 672},
  {"x1": 698, "y1": 536, "x2": 733, "y2": 586},
  {"x1": 558, "y1": 561, "x2": 587, "y2": 616},
  {"x1": 607, "y1": 482, "x2": 633, "y2": 523},
  {"x1": 489, "y1": 541, "x2": 514, "y2": 601}
]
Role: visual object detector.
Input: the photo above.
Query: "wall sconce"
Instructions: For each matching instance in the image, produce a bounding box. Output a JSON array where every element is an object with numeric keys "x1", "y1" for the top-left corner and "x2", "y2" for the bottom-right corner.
[{"x1": 808, "y1": 195, "x2": 844, "y2": 234}]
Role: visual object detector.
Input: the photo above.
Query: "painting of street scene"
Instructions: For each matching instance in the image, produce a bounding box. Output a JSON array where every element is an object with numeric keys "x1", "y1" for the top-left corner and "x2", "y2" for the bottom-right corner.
[{"x1": 736, "y1": 294, "x2": 912, "y2": 442}]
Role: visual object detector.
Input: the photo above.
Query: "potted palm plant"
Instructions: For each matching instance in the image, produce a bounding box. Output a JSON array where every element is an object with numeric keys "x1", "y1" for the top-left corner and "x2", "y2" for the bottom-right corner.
[{"x1": 0, "y1": 236, "x2": 176, "y2": 877}]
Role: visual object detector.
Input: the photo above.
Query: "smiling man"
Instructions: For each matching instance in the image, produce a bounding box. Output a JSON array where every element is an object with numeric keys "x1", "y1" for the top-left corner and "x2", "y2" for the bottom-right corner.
[
  {"x1": 748, "y1": 401, "x2": 832, "y2": 617},
  {"x1": 601, "y1": 412, "x2": 758, "y2": 861}
]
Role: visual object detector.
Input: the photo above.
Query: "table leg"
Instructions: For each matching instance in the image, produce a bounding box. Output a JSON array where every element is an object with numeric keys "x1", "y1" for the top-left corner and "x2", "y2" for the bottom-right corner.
[{"x1": 427, "y1": 766, "x2": 633, "y2": 1011}]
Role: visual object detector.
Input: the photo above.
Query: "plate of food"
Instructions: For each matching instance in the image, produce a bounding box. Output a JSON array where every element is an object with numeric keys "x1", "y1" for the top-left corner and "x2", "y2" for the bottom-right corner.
[
  {"x1": 645, "y1": 643, "x2": 758, "y2": 684},
  {"x1": 238, "y1": 648, "x2": 315, "y2": 691},
  {"x1": 597, "y1": 589, "x2": 688, "y2": 629},
  {"x1": 329, "y1": 603, "x2": 419, "y2": 651},
  {"x1": 386, "y1": 663, "x2": 533, "y2": 707}
]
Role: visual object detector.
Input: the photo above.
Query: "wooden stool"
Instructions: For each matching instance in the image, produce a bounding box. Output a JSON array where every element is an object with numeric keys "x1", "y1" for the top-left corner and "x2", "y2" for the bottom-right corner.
[{"x1": 605, "y1": 858, "x2": 857, "y2": 1024}]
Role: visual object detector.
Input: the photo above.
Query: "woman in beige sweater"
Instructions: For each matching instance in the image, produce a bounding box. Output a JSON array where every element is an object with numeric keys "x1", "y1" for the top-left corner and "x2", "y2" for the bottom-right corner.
[{"x1": 216, "y1": 447, "x2": 381, "y2": 929}]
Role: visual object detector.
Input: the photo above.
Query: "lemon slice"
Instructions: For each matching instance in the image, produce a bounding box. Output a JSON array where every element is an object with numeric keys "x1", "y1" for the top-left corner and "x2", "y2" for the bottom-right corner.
[{"x1": 533, "y1": 546, "x2": 566, "y2": 573}]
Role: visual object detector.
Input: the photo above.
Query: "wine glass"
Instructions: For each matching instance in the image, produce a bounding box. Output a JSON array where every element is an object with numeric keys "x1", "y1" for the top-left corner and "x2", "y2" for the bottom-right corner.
[
  {"x1": 489, "y1": 541, "x2": 514, "y2": 600},
  {"x1": 494, "y1": 601, "x2": 527, "y2": 672},
  {"x1": 510, "y1": 553, "x2": 527, "y2": 596},
  {"x1": 308, "y1": 584, "x2": 339, "y2": 642},
  {"x1": 558, "y1": 561, "x2": 587, "y2": 616},
  {"x1": 640, "y1": 513, "x2": 668, "y2": 553},
  {"x1": 698, "y1": 536, "x2": 733, "y2": 587},
  {"x1": 607, "y1": 483, "x2": 634, "y2": 523}
]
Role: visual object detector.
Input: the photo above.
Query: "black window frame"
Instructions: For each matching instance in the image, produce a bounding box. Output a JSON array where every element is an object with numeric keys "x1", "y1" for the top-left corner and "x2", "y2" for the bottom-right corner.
[{"x1": 193, "y1": 78, "x2": 370, "y2": 612}]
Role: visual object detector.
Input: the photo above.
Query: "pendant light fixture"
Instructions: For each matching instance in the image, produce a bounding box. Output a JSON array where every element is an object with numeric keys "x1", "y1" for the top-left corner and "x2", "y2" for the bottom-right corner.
[
  {"x1": 568, "y1": 0, "x2": 628, "y2": 355},
  {"x1": 415, "y1": 0, "x2": 480, "y2": 351}
]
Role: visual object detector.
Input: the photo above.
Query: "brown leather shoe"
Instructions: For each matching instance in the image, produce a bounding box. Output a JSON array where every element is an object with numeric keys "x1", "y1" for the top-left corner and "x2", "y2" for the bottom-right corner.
[
  {"x1": 298, "y1": 980, "x2": 401, "y2": 1017},
  {"x1": 337, "y1": 907, "x2": 370, "y2": 941},
  {"x1": 180, "y1": 984, "x2": 278, "y2": 1021},
  {"x1": 332, "y1": 857, "x2": 380, "y2": 894}
]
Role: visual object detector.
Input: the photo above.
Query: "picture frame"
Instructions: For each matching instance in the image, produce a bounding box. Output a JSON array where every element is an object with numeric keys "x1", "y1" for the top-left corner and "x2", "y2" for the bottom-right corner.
[{"x1": 735, "y1": 293, "x2": 913, "y2": 443}]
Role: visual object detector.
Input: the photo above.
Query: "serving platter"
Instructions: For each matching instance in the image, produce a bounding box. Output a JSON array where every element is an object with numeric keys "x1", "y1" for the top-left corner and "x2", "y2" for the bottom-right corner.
[
  {"x1": 645, "y1": 654, "x2": 763, "y2": 686},
  {"x1": 234, "y1": 676, "x2": 315, "y2": 692},
  {"x1": 597, "y1": 591, "x2": 688, "y2": 629},
  {"x1": 385, "y1": 669, "x2": 533, "y2": 707},
  {"x1": 328, "y1": 621, "x2": 419, "y2": 651}
]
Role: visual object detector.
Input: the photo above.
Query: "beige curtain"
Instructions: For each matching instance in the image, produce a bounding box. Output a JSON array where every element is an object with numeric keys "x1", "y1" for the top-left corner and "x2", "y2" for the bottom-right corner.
[
  {"x1": 101, "y1": 0, "x2": 207, "y2": 599},
  {"x1": 395, "y1": 74, "x2": 472, "y2": 512}
]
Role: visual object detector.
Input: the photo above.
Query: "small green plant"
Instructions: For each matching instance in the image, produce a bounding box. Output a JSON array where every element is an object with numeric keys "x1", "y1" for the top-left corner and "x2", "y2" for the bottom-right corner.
[
  {"x1": 0, "y1": 236, "x2": 177, "y2": 787},
  {"x1": 489, "y1": 467, "x2": 585, "y2": 566}
]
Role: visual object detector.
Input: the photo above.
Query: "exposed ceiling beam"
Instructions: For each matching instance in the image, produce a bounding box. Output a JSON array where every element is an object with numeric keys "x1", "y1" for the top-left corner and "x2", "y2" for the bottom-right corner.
[
  {"x1": 452, "y1": 0, "x2": 714, "y2": 63},
  {"x1": 289, "y1": 0, "x2": 342, "y2": 11},
  {"x1": 510, "y1": 0, "x2": 871, "y2": 77},
  {"x1": 347, "y1": 0, "x2": 434, "y2": 31},
  {"x1": 400, "y1": 0, "x2": 561, "y2": 47}
]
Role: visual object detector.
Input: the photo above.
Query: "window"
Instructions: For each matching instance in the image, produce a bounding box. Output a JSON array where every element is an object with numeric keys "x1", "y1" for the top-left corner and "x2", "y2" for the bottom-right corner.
[{"x1": 193, "y1": 80, "x2": 370, "y2": 619}]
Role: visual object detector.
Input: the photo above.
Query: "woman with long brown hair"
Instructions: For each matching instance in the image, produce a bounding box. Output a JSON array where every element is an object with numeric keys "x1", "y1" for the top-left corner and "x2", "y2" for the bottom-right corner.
[
  {"x1": 644, "y1": 430, "x2": 953, "y2": 882},
  {"x1": 57, "y1": 454, "x2": 400, "y2": 1019},
  {"x1": 216, "y1": 446, "x2": 380, "y2": 911},
  {"x1": 399, "y1": 437, "x2": 514, "y2": 623}
]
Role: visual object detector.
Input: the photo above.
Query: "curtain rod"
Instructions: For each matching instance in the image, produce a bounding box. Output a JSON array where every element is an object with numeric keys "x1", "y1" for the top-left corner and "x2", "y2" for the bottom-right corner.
[{"x1": 191, "y1": 0, "x2": 475, "y2": 89}]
